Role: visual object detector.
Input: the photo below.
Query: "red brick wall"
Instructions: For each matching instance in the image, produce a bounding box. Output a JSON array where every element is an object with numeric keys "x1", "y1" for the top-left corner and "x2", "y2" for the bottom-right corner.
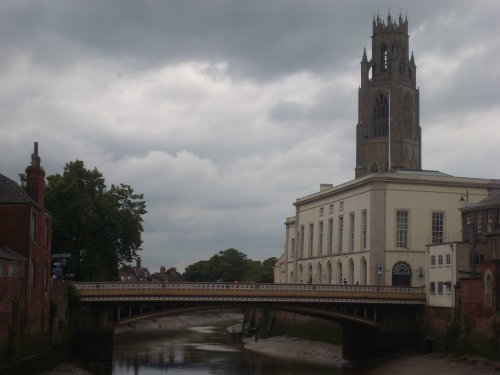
[
  {"x1": 0, "y1": 203, "x2": 52, "y2": 336},
  {"x1": 460, "y1": 277, "x2": 492, "y2": 335},
  {"x1": 426, "y1": 306, "x2": 452, "y2": 334},
  {"x1": 0, "y1": 205, "x2": 30, "y2": 258}
]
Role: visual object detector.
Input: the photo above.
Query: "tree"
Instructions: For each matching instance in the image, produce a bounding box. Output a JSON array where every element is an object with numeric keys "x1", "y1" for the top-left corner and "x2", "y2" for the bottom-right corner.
[
  {"x1": 45, "y1": 160, "x2": 146, "y2": 281},
  {"x1": 183, "y1": 249, "x2": 277, "y2": 283}
]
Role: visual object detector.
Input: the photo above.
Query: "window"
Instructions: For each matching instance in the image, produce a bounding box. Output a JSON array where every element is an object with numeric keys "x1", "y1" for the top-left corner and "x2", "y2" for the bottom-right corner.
[
  {"x1": 431, "y1": 212, "x2": 444, "y2": 244},
  {"x1": 488, "y1": 210, "x2": 494, "y2": 223},
  {"x1": 309, "y1": 223, "x2": 314, "y2": 257},
  {"x1": 318, "y1": 221, "x2": 324, "y2": 256},
  {"x1": 348, "y1": 259, "x2": 354, "y2": 284},
  {"x1": 486, "y1": 272, "x2": 493, "y2": 307},
  {"x1": 339, "y1": 201, "x2": 344, "y2": 211},
  {"x1": 337, "y1": 261, "x2": 343, "y2": 284},
  {"x1": 373, "y1": 92, "x2": 389, "y2": 137},
  {"x1": 8, "y1": 263, "x2": 20, "y2": 278},
  {"x1": 349, "y1": 213, "x2": 355, "y2": 252},
  {"x1": 430, "y1": 282, "x2": 436, "y2": 294},
  {"x1": 329, "y1": 204, "x2": 334, "y2": 214},
  {"x1": 338, "y1": 216, "x2": 344, "y2": 253},
  {"x1": 290, "y1": 238, "x2": 295, "y2": 257},
  {"x1": 360, "y1": 258, "x2": 367, "y2": 285},
  {"x1": 437, "y1": 281, "x2": 443, "y2": 294},
  {"x1": 477, "y1": 212, "x2": 483, "y2": 233},
  {"x1": 362, "y1": 210, "x2": 367, "y2": 249},
  {"x1": 445, "y1": 254, "x2": 451, "y2": 266},
  {"x1": 328, "y1": 218, "x2": 333, "y2": 254},
  {"x1": 300, "y1": 226, "x2": 305, "y2": 258},
  {"x1": 466, "y1": 213, "x2": 472, "y2": 224},
  {"x1": 319, "y1": 207, "x2": 324, "y2": 216},
  {"x1": 396, "y1": 210, "x2": 409, "y2": 248},
  {"x1": 45, "y1": 219, "x2": 49, "y2": 246},
  {"x1": 438, "y1": 255, "x2": 443, "y2": 266},
  {"x1": 475, "y1": 254, "x2": 485, "y2": 265},
  {"x1": 381, "y1": 43, "x2": 388, "y2": 72},
  {"x1": 31, "y1": 213, "x2": 37, "y2": 243},
  {"x1": 444, "y1": 282, "x2": 451, "y2": 295},
  {"x1": 430, "y1": 255, "x2": 436, "y2": 266}
]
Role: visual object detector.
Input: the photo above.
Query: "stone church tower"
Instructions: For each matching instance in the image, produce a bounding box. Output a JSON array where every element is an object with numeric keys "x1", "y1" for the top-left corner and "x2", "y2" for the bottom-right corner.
[{"x1": 355, "y1": 13, "x2": 421, "y2": 178}]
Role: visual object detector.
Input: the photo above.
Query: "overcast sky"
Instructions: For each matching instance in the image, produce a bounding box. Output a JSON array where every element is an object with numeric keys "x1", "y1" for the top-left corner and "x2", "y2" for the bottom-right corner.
[{"x1": 1, "y1": 1, "x2": 499, "y2": 273}]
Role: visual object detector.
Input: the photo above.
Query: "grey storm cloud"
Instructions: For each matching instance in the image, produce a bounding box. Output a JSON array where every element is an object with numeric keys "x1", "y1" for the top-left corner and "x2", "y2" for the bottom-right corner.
[{"x1": 1, "y1": 0, "x2": 499, "y2": 272}]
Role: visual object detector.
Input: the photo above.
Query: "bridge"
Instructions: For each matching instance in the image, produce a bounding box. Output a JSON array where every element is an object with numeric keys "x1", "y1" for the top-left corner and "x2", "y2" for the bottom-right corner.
[{"x1": 74, "y1": 282, "x2": 426, "y2": 360}]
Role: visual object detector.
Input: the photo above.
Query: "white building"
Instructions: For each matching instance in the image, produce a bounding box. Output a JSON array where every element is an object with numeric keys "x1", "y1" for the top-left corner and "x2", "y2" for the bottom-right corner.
[{"x1": 277, "y1": 172, "x2": 500, "y2": 287}]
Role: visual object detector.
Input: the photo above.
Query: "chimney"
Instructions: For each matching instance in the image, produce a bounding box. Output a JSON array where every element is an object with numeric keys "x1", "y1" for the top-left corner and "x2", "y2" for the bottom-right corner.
[{"x1": 25, "y1": 142, "x2": 46, "y2": 207}]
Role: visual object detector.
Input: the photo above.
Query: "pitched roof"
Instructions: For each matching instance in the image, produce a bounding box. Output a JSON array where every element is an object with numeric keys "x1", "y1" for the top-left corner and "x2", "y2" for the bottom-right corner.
[
  {"x1": 461, "y1": 191, "x2": 500, "y2": 212},
  {"x1": 0, "y1": 173, "x2": 34, "y2": 204},
  {"x1": 0, "y1": 245, "x2": 27, "y2": 261}
]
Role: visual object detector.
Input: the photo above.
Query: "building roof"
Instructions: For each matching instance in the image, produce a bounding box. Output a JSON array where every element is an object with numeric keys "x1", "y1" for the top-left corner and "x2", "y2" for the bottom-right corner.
[
  {"x1": 393, "y1": 169, "x2": 452, "y2": 177},
  {"x1": 461, "y1": 191, "x2": 500, "y2": 212},
  {"x1": 0, "y1": 245, "x2": 27, "y2": 261},
  {"x1": 294, "y1": 171, "x2": 500, "y2": 206},
  {"x1": 0, "y1": 173, "x2": 34, "y2": 204}
]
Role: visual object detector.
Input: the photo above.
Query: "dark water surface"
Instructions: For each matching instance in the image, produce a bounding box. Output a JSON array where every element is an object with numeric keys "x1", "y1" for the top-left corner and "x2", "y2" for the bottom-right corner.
[{"x1": 112, "y1": 323, "x2": 343, "y2": 375}]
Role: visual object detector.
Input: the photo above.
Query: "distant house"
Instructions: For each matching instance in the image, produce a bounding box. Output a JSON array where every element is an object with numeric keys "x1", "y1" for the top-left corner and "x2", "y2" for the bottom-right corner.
[
  {"x1": 118, "y1": 257, "x2": 151, "y2": 281},
  {"x1": 151, "y1": 266, "x2": 185, "y2": 282},
  {"x1": 0, "y1": 143, "x2": 52, "y2": 361}
]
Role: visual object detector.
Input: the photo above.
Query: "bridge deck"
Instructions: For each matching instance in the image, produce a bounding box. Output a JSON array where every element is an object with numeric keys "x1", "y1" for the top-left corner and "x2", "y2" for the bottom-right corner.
[{"x1": 74, "y1": 282, "x2": 426, "y2": 305}]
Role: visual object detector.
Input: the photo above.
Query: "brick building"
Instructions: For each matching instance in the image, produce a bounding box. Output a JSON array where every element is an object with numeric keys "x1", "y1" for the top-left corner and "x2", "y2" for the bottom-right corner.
[
  {"x1": 0, "y1": 143, "x2": 52, "y2": 362},
  {"x1": 458, "y1": 192, "x2": 500, "y2": 334}
]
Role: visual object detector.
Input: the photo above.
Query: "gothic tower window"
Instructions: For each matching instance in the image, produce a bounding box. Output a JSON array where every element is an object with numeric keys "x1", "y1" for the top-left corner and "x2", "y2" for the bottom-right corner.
[
  {"x1": 381, "y1": 43, "x2": 388, "y2": 72},
  {"x1": 373, "y1": 92, "x2": 388, "y2": 137},
  {"x1": 403, "y1": 93, "x2": 413, "y2": 137}
]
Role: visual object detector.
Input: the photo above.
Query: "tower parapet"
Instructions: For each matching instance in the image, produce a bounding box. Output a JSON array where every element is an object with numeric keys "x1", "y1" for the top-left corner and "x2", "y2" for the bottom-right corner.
[{"x1": 373, "y1": 12, "x2": 408, "y2": 35}]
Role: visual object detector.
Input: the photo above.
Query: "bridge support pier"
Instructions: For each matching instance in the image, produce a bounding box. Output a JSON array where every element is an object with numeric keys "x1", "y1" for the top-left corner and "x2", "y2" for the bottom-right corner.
[{"x1": 342, "y1": 322, "x2": 379, "y2": 360}]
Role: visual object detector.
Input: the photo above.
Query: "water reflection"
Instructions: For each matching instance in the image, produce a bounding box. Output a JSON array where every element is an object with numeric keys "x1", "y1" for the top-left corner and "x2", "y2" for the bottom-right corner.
[{"x1": 112, "y1": 323, "x2": 341, "y2": 375}]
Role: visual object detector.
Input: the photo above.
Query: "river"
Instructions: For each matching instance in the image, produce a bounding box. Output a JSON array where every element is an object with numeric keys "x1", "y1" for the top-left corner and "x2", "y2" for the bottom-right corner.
[
  {"x1": 40, "y1": 310, "x2": 500, "y2": 375},
  {"x1": 111, "y1": 317, "x2": 340, "y2": 374}
]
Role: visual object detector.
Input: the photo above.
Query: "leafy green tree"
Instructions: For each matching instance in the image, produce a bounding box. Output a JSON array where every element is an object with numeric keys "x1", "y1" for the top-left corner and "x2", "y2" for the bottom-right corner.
[
  {"x1": 183, "y1": 260, "x2": 211, "y2": 282},
  {"x1": 254, "y1": 257, "x2": 278, "y2": 283},
  {"x1": 45, "y1": 160, "x2": 146, "y2": 281},
  {"x1": 183, "y1": 249, "x2": 277, "y2": 283}
]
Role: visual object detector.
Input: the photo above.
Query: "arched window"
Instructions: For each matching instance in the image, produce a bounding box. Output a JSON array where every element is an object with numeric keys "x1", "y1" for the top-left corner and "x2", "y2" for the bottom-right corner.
[
  {"x1": 308, "y1": 264, "x2": 313, "y2": 284},
  {"x1": 373, "y1": 93, "x2": 389, "y2": 137},
  {"x1": 403, "y1": 93, "x2": 413, "y2": 136},
  {"x1": 327, "y1": 262, "x2": 333, "y2": 284},
  {"x1": 360, "y1": 257, "x2": 367, "y2": 285},
  {"x1": 337, "y1": 261, "x2": 343, "y2": 285},
  {"x1": 290, "y1": 271, "x2": 294, "y2": 283},
  {"x1": 392, "y1": 261, "x2": 412, "y2": 286},
  {"x1": 317, "y1": 263, "x2": 322, "y2": 284},
  {"x1": 299, "y1": 264, "x2": 303, "y2": 284},
  {"x1": 348, "y1": 258, "x2": 355, "y2": 284},
  {"x1": 381, "y1": 43, "x2": 388, "y2": 72},
  {"x1": 485, "y1": 271, "x2": 493, "y2": 307}
]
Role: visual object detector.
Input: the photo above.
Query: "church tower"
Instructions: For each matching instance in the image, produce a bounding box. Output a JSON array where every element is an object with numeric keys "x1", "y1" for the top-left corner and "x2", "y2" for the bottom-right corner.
[{"x1": 355, "y1": 13, "x2": 421, "y2": 178}]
